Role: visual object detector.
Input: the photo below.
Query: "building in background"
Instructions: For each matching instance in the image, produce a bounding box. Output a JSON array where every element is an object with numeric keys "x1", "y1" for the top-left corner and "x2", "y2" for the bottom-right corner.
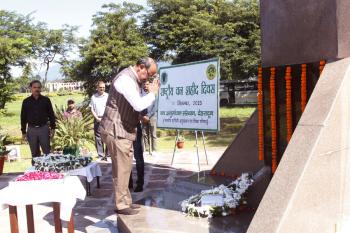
[{"x1": 45, "y1": 80, "x2": 84, "y2": 92}]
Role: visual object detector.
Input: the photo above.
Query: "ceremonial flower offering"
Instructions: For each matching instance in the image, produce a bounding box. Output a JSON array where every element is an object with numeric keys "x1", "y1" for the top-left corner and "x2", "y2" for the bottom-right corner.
[
  {"x1": 180, "y1": 173, "x2": 254, "y2": 218},
  {"x1": 15, "y1": 171, "x2": 64, "y2": 181},
  {"x1": 33, "y1": 154, "x2": 92, "y2": 173}
]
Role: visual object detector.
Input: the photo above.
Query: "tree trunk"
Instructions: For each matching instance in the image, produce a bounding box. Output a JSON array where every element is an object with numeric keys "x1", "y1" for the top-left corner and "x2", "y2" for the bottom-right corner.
[{"x1": 43, "y1": 62, "x2": 50, "y2": 87}]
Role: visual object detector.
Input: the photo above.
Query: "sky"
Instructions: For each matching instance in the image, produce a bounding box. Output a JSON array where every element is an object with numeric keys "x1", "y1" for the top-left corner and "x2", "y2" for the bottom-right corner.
[
  {"x1": 0, "y1": 0, "x2": 148, "y2": 37},
  {"x1": 0, "y1": 0, "x2": 148, "y2": 79}
]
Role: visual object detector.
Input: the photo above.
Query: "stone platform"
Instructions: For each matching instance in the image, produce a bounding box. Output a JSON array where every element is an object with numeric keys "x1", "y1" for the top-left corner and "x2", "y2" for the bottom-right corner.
[{"x1": 119, "y1": 166, "x2": 271, "y2": 233}]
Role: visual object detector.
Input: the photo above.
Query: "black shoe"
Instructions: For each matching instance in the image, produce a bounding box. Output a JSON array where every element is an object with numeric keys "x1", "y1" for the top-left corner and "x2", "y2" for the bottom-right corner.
[
  {"x1": 114, "y1": 208, "x2": 139, "y2": 215},
  {"x1": 134, "y1": 185, "x2": 143, "y2": 192}
]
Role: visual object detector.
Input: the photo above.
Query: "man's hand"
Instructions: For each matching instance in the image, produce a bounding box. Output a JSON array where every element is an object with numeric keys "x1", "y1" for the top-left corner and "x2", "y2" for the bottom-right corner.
[
  {"x1": 141, "y1": 116, "x2": 150, "y2": 124},
  {"x1": 50, "y1": 129, "x2": 55, "y2": 139},
  {"x1": 22, "y1": 133, "x2": 27, "y2": 142},
  {"x1": 148, "y1": 79, "x2": 160, "y2": 95}
]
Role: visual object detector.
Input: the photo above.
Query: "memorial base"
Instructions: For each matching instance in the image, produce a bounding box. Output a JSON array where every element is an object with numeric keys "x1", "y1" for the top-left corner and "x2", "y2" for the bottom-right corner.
[{"x1": 118, "y1": 167, "x2": 271, "y2": 233}]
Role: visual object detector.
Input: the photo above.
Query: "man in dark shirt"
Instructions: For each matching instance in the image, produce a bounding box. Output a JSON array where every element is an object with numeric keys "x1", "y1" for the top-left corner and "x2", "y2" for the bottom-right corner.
[{"x1": 21, "y1": 80, "x2": 56, "y2": 161}]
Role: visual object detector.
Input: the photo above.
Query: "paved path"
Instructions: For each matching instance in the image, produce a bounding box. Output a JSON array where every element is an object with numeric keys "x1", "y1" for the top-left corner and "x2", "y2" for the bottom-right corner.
[{"x1": 0, "y1": 147, "x2": 224, "y2": 233}]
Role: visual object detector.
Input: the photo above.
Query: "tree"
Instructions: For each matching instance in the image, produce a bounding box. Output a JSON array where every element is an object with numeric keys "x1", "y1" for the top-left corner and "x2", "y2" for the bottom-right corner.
[
  {"x1": 142, "y1": 0, "x2": 260, "y2": 80},
  {"x1": 0, "y1": 10, "x2": 43, "y2": 108},
  {"x1": 37, "y1": 25, "x2": 78, "y2": 86},
  {"x1": 15, "y1": 64, "x2": 32, "y2": 93},
  {"x1": 68, "y1": 3, "x2": 148, "y2": 96}
]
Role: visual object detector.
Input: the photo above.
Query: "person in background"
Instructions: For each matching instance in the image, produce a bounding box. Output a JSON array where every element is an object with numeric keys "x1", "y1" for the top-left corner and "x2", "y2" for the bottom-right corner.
[
  {"x1": 100, "y1": 57, "x2": 159, "y2": 215},
  {"x1": 63, "y1": 99, "x2": 82, "y2": 119},
  {"x1": 129, "y1": 121, "x2": 145, "y2": 192},
  {"x1": 142, "y1": 79, "x2": 158, "y2": 155},
  {"x1": 21, "y1": 80, "x2": 56, "y2": 163},
  {"x1": 90, "y1": 81, "x2": 109, "y2": 161}
]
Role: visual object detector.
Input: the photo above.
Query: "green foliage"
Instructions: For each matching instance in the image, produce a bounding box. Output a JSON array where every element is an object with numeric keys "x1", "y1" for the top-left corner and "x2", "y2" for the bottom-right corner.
[
  {"x1": 142, "y1": 0, "x2": 260, "y2": 80},
  {"x1": 52, "y1": 104, "x2": 94, "y2": 151},
  {"x1": 57, "y1": 88, "x2": 70, "y2": 96},
  {"x1": 0, "y1": 133, "x2": 11, "y2": 156},
  {"x1": 177, "y1": 134, "x2": 185, "y2": 142},
  {"x1": 45, "y1": 92, "x2": 58, "y2": 97},
  {"x1": 67, "y1": 3, "x2": 148, "y2": 96},
  {"x1": 0, "y1": 10, "x2": 43, "y2": 108},
  {"x1": 37, "y1": 25, "x2": 79, "y2": 85}
]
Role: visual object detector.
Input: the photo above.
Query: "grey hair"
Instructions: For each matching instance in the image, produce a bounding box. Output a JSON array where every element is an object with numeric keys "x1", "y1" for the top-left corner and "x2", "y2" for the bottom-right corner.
[{"x1": 136, "y1": 57, "x2": 155, "y2": 69}]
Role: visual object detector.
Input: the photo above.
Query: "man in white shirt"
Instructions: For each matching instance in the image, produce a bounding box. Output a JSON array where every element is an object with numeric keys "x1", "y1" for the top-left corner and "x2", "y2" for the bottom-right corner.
[
  {"x1": 99, "y1": 57, "x2": 159, "y2": 215},
  {"x1": 90, "y1": 81, "x2": 109, "y2": 161}
]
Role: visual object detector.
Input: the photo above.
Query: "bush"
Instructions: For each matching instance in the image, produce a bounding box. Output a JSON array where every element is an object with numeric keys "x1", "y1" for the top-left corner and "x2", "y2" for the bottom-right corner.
[
  {"x1": 52, "y1": 105, "x2": 94, "y2": 152},
  {"x1": 45, "y1": 92, "x2": 58, "y2": 97},
  {"x1": 57, "y1": 89, "x2": 70, "y2": 96},
  {"x1": 13, "y1": 93, "x2": 29, "y2": 101}
]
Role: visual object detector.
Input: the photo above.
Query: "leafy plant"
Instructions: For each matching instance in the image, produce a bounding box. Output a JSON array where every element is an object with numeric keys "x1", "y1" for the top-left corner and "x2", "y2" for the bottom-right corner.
[
  {"x1": 52, "y1": 104, "x2": 94, "y2": 153},
  {"x1": 178, "y1": 135, "x2": 185, "y2": 142},
  {"x1": 0, "y1": 134, "x2": 10, "y2": 156}
]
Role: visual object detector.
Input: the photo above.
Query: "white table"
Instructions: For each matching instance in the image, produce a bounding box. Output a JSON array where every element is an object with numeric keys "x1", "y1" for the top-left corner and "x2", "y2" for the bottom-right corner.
[
  {"x1": 29, "y1": 162, "x2": 102, "y2": 196},
  {"x1": 0, "y1": 176, "x2": 86, "y2": 233},
  {"x1": 67, "y1": 162, "x2": 102, "y2": 196}
]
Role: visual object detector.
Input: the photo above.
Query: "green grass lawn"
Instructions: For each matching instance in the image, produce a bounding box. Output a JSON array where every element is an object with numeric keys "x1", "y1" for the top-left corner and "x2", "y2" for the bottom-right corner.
[{"x1": 0, "y1": 92, "x2": 255, "y2": 173}]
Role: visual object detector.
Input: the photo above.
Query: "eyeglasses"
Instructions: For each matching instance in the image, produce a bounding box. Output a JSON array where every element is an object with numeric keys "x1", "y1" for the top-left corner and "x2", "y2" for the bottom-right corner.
[{"x1": 98, "y1": 87, "x2": 105, "y2": 89}]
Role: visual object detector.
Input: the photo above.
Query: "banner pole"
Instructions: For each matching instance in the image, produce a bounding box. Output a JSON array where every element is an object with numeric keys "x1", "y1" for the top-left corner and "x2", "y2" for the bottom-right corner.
[
  {"x1": 195, "y1": 130, "x2": 200, "y2": 172},
  {"x1": 201, "y1": 131, "x2": 209, "y2": 165},
  {"x1": 171, "y1": 130, "x2": 179, "y2": 165}
]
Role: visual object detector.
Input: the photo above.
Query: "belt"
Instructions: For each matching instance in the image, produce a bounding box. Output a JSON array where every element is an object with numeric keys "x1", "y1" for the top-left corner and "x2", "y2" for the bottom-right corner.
[{"x1": 28, "y1": 124, "x2": 46, "y2": 128}]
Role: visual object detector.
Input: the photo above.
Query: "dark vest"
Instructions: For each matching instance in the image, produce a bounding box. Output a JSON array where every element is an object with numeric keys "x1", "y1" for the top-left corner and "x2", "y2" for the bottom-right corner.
[{"x1": 99, "y1": 67, "x2": 141, "y2": 141}]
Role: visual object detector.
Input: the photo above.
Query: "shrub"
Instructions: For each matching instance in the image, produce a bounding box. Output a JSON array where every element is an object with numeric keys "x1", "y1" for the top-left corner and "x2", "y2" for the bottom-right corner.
[{"x1": 52, "y1": 105, "x2": 94, "y2": 152}]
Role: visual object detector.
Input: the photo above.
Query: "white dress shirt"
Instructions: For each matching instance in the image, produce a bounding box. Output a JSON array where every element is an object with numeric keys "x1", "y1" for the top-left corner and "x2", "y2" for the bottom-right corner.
[{"x1": 114, "y1": 68, "x2": 155, "y2": 112}]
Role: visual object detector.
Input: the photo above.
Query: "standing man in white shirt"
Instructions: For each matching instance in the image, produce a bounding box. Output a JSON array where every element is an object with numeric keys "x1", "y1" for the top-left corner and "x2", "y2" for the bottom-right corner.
[
  {"x1": 100, "y1": 57, "x2": 159, "y2": 215},
  {"x1": 90, "y1": 81, "x2": 109, "y2": 161}
]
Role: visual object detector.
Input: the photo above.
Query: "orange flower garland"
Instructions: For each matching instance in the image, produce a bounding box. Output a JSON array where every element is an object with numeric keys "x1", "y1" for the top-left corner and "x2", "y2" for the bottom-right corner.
[
  {"x1": 285, "y1": 66, "x2": 293, "y2": 142},
  {"x1": 270, "y1": 67, "x2": 277, "y2": 173},
  {"x1": 301, "y1": 64, "x2": 307, "y2": 112},
  {"x1": 319, "y1": 60, "x2": 326, "y2": 75},
  {"x1": 258, "y1": 67, "x2": 264, "y2": 161}
]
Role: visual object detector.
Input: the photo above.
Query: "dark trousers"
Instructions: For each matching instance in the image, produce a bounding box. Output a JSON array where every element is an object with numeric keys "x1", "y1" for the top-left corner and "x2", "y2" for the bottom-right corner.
[
  {"x1": 27, "y1": 125, "x2": 51, "y2": 164},
  {"x1": 129, "y1": 123, "x2": 144, "y2": 187},
  {"x1": 94, "y1": 121, "x2": 108, "y2": 158}
]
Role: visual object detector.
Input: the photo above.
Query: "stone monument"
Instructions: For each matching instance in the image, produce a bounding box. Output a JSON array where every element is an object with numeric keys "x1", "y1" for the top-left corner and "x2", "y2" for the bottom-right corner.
[{"x1": 248, "y1": 0, "x2": 350, "y2": 232}]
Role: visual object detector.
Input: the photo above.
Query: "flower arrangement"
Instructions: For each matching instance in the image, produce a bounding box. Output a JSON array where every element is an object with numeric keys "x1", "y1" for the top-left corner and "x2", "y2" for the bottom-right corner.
[
  {"x1": 33, "y1": 154, "x2": 92, "y2": 173},
  {"x1": 15, "y1": 171, "x2": 64, "y2": 181},
  {"x1": 180, "y1": 173, "x2": 254, "y2": 218}
]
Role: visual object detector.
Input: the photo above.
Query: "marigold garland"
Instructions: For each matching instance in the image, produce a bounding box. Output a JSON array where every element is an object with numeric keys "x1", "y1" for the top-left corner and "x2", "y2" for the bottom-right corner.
[
  {"x1": 301, "y1": 64, "x2": 307, "y2": 112},
  {"x1": 257, "y1": 67, "x2": 264, "y2": 161},
  {"x1": 319, "y1": 60, "x2": 326, "y2": 75},
  {"x1": 285, "y1": 66, "x2": 293, "y2": 142},
  {"x1": 270, "y1": 67, "x2": 277, "y2": 173}
]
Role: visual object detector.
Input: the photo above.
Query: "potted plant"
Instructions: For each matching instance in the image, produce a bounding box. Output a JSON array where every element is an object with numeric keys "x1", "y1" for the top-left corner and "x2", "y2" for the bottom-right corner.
[
  {"x1": 0, "y1": 134, "x2": 10, "y2": 175},
  {"x1": 53, "y1": 105, "x2": 94, "y2": 156},
  {"x1": 176, "y1": 135, "x2": 185, "y2": 149}
]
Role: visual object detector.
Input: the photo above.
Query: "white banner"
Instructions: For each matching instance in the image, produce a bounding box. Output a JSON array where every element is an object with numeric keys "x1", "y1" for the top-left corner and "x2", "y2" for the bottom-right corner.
[{"x1": 157, "y1": 58, "x2": 220, "y2": 131}]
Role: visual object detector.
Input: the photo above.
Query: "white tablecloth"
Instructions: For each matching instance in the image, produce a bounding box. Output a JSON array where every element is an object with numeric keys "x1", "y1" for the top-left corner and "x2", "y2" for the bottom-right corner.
[
  {"x1": 67, "y1": 162, "x2": 102, "y2": 182},
  {"x1": 0, "y1": 176, "x2": 86, "y2": 221},
  {"x1": 28, "y1": 162, "x2": 102, "y2": 183}
]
